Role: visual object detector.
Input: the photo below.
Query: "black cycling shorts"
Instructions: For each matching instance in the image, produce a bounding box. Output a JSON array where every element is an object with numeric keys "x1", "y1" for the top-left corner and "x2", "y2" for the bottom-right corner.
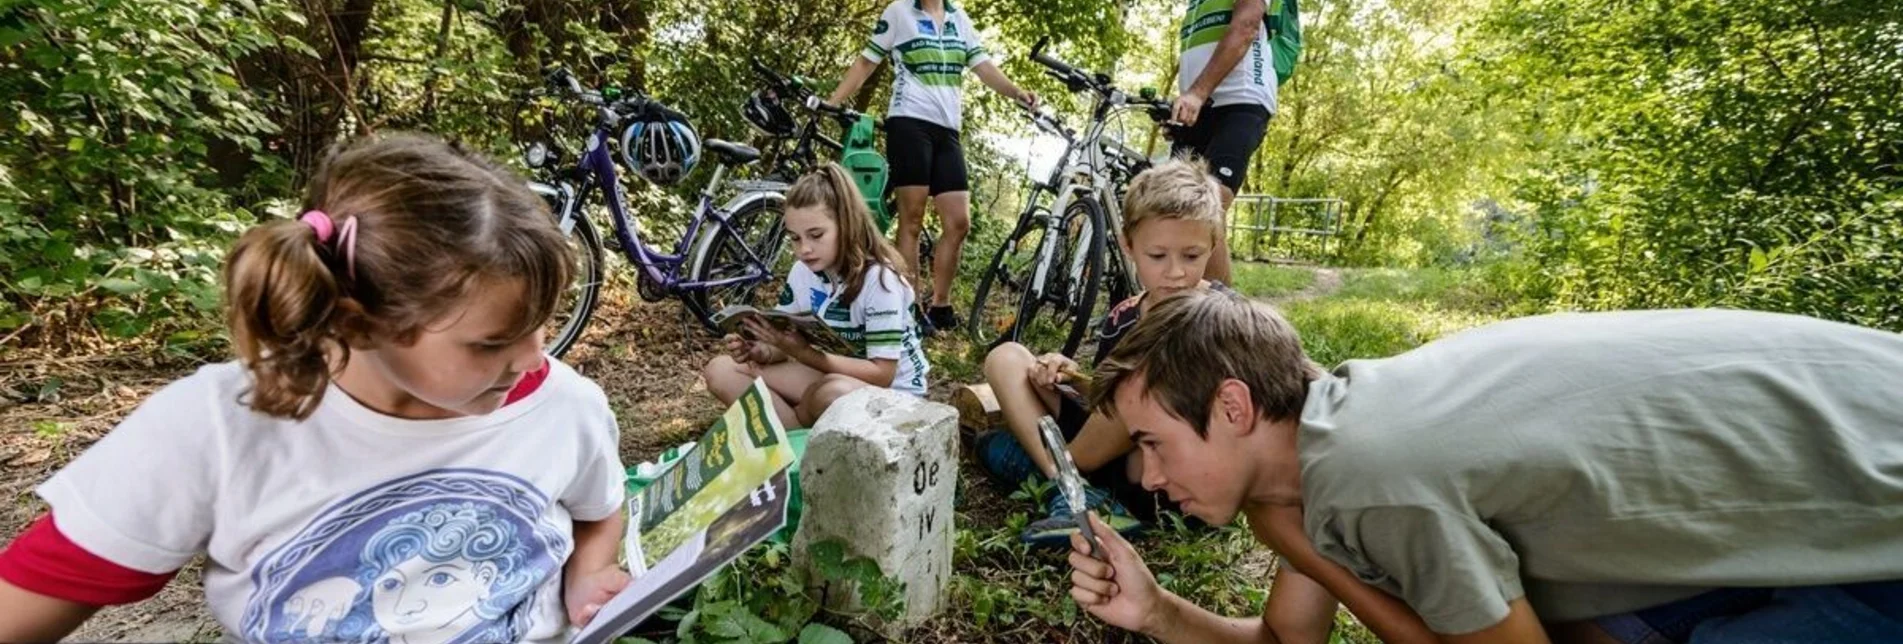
[
  {"x1": 885, "y1": 116, "x2": 970, "y2": 196},
  {"x1": 1170, "y1": 104, "x2": 1272, "y2": 192}
]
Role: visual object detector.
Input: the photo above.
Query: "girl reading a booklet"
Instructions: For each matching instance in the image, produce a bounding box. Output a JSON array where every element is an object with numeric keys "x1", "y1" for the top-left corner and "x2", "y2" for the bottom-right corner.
[
  {"x1": 701, "y1": 162, "x2": 931, "y2": 427},
  {"x1": 0, "y1": 134, "x2": 629, "y2": 643}
]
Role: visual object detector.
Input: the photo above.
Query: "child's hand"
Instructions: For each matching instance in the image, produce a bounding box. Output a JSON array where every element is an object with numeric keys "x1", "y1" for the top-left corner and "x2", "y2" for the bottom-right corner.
[
  {"x1": 724, "y1": 333, "x2": 755, "y2": 363},
  {"x1": 742, "y1": 317, "x2": 809, "y2": 354},
  {"x1": 565, "y1": 565, "x2": 632, "y2": 626},
  {"x1": 1029, "y1": 353, "x2": 1078, "y2": 389}
]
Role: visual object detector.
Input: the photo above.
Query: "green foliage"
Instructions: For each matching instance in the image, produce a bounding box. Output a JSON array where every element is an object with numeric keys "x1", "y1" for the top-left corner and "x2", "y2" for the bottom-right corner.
[
  {"x1": 804, "y1": 538, "x2": 906, "y2": 622},
  {"x1": 1472, "y1": 0, "x2": 1903, "y2": 329},
  {"x1": 2, "y1": 0, "x2": 307, "y2": 348},
  {"x1": 639, "y1": 538, "x2": 900, "y2": 643}
]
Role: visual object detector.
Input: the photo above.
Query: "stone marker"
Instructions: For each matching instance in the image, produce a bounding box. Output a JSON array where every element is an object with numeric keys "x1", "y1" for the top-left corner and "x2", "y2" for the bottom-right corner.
[{"x1": 794, "y1": 387, "x2": 959, "y2": 629}]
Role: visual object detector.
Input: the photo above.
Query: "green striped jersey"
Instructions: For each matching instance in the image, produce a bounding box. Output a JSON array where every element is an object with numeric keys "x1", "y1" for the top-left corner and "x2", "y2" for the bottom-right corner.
[
  {"x1": 860, "y1": 0, "x2": 990, "y2": 132},
  {"x1": 776, "y1": 261, "x2": 930, "y2": 396},
  {"x1": 1179, "y1": 0, "x2": 1277, "y2": 112}
]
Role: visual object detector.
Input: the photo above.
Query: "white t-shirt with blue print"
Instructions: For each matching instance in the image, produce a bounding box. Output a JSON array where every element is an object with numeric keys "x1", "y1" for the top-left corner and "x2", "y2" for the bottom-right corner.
[
  {"x1": 777, "y1": 261, "x2": 930, "y2": 396},
  {"x1": 36, "y1": 360, "x2": 625, "y2": 644}
]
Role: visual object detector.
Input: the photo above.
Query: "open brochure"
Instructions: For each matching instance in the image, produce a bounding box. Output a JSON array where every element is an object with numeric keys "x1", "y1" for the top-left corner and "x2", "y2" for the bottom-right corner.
[
  {"x1": 711, "y1": 305, "x2": 858, "y2": 358},
  {"x1": 570, "y1": 378, "x2": 795, "y2": 644}
]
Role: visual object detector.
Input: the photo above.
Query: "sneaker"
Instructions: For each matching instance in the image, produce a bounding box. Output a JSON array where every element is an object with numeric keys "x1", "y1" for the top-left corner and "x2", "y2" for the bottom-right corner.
[
  {"x1": 926, "y1": 305, "x2": 960, "y2": 334},
  {"x1": 974, "y1": 430, "x2": 1040, "y2": 490},
  {"x1": 1020, "y1": 484, "x2": 1144, "y2": 549}
]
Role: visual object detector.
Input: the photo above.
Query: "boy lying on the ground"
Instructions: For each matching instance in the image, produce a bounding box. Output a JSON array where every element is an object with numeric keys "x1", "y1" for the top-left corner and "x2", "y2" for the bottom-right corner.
[{"x1": 1068, "y1": 290, "x2": 1903, "y2": 643}]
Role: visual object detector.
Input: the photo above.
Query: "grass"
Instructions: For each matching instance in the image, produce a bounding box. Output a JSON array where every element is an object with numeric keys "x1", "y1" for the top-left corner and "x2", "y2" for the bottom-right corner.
[
  {"x1": 1287, "y1": 267, "x2": 1511, "y2": 367},
  {"x1": 1228, "y1": 262, "x2": 1315, "y2": 299}
]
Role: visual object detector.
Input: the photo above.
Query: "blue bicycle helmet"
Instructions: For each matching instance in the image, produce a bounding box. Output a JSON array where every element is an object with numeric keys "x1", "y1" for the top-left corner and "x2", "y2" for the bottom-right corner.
[{"x1": 620, "y1": 116, "x2": 701, "y2": 186}]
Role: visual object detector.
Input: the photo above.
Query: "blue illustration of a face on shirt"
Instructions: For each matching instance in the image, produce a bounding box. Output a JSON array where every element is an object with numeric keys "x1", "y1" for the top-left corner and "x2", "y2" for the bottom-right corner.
[{"x1": 241, "y1": 469, "x2": 570, "y2": 644}]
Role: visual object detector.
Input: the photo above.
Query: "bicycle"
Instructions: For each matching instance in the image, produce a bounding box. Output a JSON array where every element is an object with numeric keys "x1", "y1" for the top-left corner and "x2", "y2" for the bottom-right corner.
[
  {"x1": 966, "y1": 40, "x2": 1174, "y2": 360},
  {"x1": 519, "y1": 67, "x2": 790, "y2": 358},
  {"x1": 746, "y1": 60, "x2": 938, "y2": 288}
]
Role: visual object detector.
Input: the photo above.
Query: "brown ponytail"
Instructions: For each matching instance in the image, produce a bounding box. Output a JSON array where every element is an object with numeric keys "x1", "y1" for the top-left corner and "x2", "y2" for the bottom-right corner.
[
  {"x1": 785, "y1": 162, "x2": 908, "y2": 303},
  {"x1": 223, "y1": 219, "x2": 347, "y2": 419},
  {"x1": 222, "y1": 133, "x2": 572, "y2": 420}
]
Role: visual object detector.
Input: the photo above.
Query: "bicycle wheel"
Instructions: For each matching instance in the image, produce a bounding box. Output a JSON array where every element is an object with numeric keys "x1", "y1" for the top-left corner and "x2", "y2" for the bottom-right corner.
[
  {"x1": 683, "y1": 197, "x2": 790, "y2": 333},
  {"x1": 545, "y1": 203, "x2": 604, "y2": 359},
  {"x1": 1069, "y1": 232, "x2": 1135, "y2": 367},
  {"x1": 966, "y1": 208, "x2": 1050, "y2": 349},
  {"x1": 1051, "y1": 197, "x2": 1108, "y2": 357}
]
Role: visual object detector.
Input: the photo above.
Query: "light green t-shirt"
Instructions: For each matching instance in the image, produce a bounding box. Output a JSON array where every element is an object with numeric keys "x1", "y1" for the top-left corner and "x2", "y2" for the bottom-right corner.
[{"x1": 1297, "y1": 309, "x2": 1903, "y2": 634}]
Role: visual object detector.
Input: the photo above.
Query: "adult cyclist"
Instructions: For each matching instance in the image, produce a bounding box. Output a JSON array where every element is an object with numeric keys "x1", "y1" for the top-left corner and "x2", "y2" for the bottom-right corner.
[
  {"x1": 826, "y1": 0, "x2": 1038, "y2": 334},
  {"x1": 1171, "y1": 0, "x2": 1277, "y2": 285}
]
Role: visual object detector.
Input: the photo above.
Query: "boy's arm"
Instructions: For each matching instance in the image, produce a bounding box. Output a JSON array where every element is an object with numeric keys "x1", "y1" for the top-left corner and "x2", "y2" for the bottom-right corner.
[
  {"x1": 1258, "y1": 506, "x2": 1440, "y2": 643},
  {"x1": 0, "y1": 578, "x2": 99, "y2": 642},
  {"x1": 1263, "y1": 560, "x2": 1341, "y2": 643},
  {"x1": 1068, "y1": 411, "x2": 1134, "y2": 474}
]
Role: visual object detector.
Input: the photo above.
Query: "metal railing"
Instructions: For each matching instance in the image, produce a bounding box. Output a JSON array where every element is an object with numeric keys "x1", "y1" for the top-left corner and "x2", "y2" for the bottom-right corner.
[{"x1": 1226, "y1": 195, "x2": 1346, "y2": 262}]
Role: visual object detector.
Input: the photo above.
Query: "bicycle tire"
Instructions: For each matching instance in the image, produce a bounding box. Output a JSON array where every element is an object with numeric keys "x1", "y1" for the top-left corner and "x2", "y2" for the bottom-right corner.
[
  {"x1": 546, "y1": 203, "x2": 604, "y2": 359},
  {"x1": 1071, "y1": 229, "x2": 1135, "y2": 367},
  {"x1": 682, "y1": 197, "x2": 789, "y2": 333},
  {"x1": 1056, "y1": 197, "x2": 1108, "y2": 357},
  {"x1": 966, "y1": 209, "x2": 1050, "y2": 350}
]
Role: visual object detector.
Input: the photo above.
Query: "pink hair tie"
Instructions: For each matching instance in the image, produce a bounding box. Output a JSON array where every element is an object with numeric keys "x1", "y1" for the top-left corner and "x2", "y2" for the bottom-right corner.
[
  {"x1": 299, "y1": 210, "x2": 334, "y2": 243},
  {"x1": 298, "y1": 210, "x2": 360, "y2": 280}
]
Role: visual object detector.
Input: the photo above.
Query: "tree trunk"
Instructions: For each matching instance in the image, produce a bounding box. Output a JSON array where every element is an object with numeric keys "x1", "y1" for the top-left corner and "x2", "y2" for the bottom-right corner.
[
  {"x1": 420, "y1": 1, "x2": 455, "y2": 118},
  {"x1": 595, "y1": 0, "x2": 649, "y2": 91},
  {"x1": 1351, "y1": 167, "x2": 1414, "y2": 249}
]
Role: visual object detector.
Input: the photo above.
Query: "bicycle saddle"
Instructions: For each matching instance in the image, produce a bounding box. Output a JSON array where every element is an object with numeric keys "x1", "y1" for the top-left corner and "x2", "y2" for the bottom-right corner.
[{"x1": 704, "y1": 139, "x2": 761, "y2": 166}]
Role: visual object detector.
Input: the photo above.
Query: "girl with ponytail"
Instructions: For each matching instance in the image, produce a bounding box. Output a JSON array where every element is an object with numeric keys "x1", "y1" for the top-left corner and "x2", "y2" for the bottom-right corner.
[
  {"x1": 0, "y1": 133, "x2": 632, "y2": 643},
  {"x1": 701, "y1": 162, "x2": 931, "y2": 427}
]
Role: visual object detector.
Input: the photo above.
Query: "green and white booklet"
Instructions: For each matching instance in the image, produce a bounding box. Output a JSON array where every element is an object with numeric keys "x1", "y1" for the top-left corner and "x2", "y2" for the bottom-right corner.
[{"x1": 570, "y1": 378, "x2": 796, "y2": 644}]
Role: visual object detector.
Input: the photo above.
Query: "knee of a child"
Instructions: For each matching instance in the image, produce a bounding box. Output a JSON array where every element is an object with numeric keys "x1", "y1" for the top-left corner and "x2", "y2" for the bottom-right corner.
[
  {"x1": 702, "y1": 355, "x2": 739, "y2": 389},
  {"x1": 803, "y1": 375, "x2": 857, "y2": 408},
  {"x1": 983, "y1": 342, "x2": 1032, "y2": 379}
]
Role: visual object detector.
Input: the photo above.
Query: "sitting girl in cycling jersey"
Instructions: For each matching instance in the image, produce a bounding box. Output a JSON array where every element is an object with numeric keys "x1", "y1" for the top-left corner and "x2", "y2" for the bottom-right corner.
[
  {"x1": 0, "y1": 133, "x2": 631, "y2": 643},
  {"x1": 701, "y1": 162, "x2": 931, "y2": 427}
]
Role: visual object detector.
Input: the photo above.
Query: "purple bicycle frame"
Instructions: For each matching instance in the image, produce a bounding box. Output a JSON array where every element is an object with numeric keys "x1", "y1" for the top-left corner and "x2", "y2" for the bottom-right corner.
[{"x1": 575, "y1": 127, "x2": 776, "y2": 292}]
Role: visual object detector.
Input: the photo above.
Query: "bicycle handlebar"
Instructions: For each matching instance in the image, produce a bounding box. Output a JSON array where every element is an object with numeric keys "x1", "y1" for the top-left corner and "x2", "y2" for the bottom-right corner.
[
  {"x1": 1020, "y1": 105, "x2": 1073, "y2": 140},
  {"x1": 803, "y1": 95, "x2": 880, "y2": 128},
  {"x1": 540, "y1": 66, "x2": 689, "y2": 124}
]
